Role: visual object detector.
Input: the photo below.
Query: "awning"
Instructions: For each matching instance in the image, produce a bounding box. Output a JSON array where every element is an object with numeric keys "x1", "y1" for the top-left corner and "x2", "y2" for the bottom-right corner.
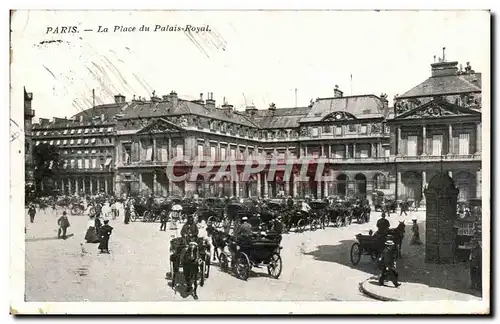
[{"x1": 104, "y1": 158, "x2": 112, "y2": 166}]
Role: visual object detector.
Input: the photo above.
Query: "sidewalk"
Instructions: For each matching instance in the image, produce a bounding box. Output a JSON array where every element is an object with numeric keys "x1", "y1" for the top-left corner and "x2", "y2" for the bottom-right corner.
[{"x1": 359, "y1": 215, "x2": 483, "y2": 301}]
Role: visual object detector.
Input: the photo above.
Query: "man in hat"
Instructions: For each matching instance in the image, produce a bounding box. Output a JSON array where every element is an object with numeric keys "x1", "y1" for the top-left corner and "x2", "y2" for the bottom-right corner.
[
  {"x1": 159, "y1": 209, "x2": 168, "y2": 231},
  {"x1": 57, "y1": 211, "x2": 71, "y2": 239},
  {"x1": 376, "y1": 212, "x2": 390, "y2": 236},
  {"x1": 98, "y1": 219, "x2": 113, "y2": 253},
  {"x1": 181, "y1": 214, "x2": 199, "y2": 241},
  {"x1": 410, "y1": 218, "x2": 422, "y2": 245},
  {"x1": 378, "y1": 239, "x2": 400, "y2": 287},
  {"x1": 235, "y1": 216, "x2": 253, "y2": 241},
  {"x1": 28, "y1": 203, "x2": 37, "y2": 224}
]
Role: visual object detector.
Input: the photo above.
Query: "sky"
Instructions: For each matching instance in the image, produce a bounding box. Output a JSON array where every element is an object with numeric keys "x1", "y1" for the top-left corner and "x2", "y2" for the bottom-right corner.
[{"x1": 11, "y1": 10, "x2": 490, "y2": 119}]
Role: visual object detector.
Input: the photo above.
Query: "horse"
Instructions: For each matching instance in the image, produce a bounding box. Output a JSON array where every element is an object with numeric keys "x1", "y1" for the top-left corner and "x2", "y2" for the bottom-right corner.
[
  {"x1": 387, "y1": 221, "x2": 406, "y2": 258},
  {"x1": 206, "y1": 225, "x2": 229, "y2": 262},
  {"x1": 178, "y1": 241, "x2": 201, "y2": 300}
]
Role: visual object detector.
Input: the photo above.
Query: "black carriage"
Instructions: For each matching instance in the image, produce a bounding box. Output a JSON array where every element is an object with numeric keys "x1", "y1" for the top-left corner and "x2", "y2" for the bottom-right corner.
[
  {"x1": 350, "y1": 233, "x2": 386, "y2": 265},
  {"x1": 219, "y1": 234, "x2": 283, "y2": 281},
  {"x1": 168, "y1": 236, "x2": 211, "y2": 297},
  {"x1": 309, "y1": 200, "x2": 330, "y2": 229},
  {"x1": 197, "y1": 198, "x2": 225, "y2": 226},
  {"x1": 328, "y1": 201, "x2": 353, "y2": 227}
]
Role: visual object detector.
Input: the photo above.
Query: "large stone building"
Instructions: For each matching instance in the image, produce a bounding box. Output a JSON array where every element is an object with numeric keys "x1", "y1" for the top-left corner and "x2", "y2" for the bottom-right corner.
[
  {"x1": 31, "y1": 54, "x2": 482, "y2": 203},
  {"x1": 31, "y1": 95, "x2": 128, "y2": 195},
  {"x1": 114, "y1": 89, "x2": 392, "y2": 199},
  {"x1": 24, "y1": 87, "x2": 35, "y2": 186},
  {"x1": 389, "y1": 56, "x2": 482, "y2": 204}
]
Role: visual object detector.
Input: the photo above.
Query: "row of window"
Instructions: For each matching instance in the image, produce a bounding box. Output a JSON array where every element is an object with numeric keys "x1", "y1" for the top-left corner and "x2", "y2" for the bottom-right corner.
[
  {"x1": 402, "y1": 133, "x2": 473, "y2": 156},
  {"x1": 61, "y1": 157, "x2": 113, "y2": 169},
  {"x1": 34, "y1": 137, "x2": 113, "y2": 146},
  {"x1": 60, "y1": 149, "x2": 112, "y2": 155},
  {"x1": 34, "y1": 127, "x2": 114, "y2": 137}
]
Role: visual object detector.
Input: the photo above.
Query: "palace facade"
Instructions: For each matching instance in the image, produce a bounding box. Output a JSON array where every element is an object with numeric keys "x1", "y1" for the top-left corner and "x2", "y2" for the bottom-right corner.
[
  {"x1": 31, "y1": 54, "x2": 482, "y2": 203},
  {"x1": 24, "y1": 87, "x2": 35, "y2": 186}
]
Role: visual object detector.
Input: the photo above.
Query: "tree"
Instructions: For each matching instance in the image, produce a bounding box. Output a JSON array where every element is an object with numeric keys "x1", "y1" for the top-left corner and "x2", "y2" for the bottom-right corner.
[{"x1": 33, "y1": 143, "x2": 63, "y2": 195}]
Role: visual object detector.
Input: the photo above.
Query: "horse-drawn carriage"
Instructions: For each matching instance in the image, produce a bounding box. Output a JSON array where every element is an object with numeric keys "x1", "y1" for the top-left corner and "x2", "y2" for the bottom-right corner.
[
  {"x1": 218, "y1": 233, "x2": 283, "y2": 281},
  {"x1": 196, "y1": 197, "x2": 225, "y2": 226},
  {"x1": 168, "y1": 235, "x2": 211, "y2": 300},
  {"x1": 350, "y1": 221, "x2": 406, "y2": 265}
]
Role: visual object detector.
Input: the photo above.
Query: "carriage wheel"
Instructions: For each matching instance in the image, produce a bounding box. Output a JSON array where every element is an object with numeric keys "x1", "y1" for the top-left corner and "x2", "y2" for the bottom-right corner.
[
  {"x1": 310, "y1": 220, "x2": 318, "y2": 231},
  {"x1": 267, "y1": 253, "x2": 282, "y2": 279},
  {"x1": 297, "y1": 219, "x2": 305, "y2": 232},
  {"x1": 219, "y1": 253, "x2": 229, "y2": 272},
  {"x1": 70, "y1": 206, "x2": 79, "y2": 215},
  {"x1": 131, "y1": 212, "x2": 137, "y2": 222},
  {"x1": 205, "y1": 253, "x2": 211, "y2": 279},
  {"x1": 235, "y1": 252, "x2": 250, "y2": 281},
  {"x1": 350, "y1": 243, "x2": 362, "y2": 265}
]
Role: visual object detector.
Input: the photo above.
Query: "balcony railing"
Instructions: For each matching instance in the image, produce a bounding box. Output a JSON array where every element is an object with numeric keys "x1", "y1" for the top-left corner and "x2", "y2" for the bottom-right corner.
[{"x1": 395, "y1": 154, "x2": 481, "y2": 162}]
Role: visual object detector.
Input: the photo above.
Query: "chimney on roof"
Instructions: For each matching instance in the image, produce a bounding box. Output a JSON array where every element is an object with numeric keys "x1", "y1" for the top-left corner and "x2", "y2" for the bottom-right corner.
[
  {"x1": 245, "y1": 105, "x2": 258, "y2": 115},
  {"x1": 221, "y1": 102, "x2": 234, "y2": 112},
  {"x1": 193, "y1": 92, "x2": 204, "y2": 105},
  {"x1": 168, "y1": 91, "x2": 178, "y2": 108},
  {"x1": 334, "y1": 85, "x2": 343, "y2": 98},
  {"x1": 114, "y1": 94, "x2": 126, "y2": 104},
  {"x1": 431, "y1": 60, "x2": 458, "y2": 77},
  {"x1": 150, "y1": 90, "x2": 161, "y2": 103},
  {"x1": 205, "y1": 92, "x2": 216, "y2": 110},
  {"x1": 39, "y1": 118, "x2": 49, "y2": 126},
  {"x1": 268, "y1": 103, "x2": 276, "y2": 111},
  {"x1": 162, "y1": 95, "x2": 169, "y2": 101}
]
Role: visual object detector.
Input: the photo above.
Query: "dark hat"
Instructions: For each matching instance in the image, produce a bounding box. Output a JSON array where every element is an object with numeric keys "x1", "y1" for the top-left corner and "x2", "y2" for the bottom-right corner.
[
  {"x1": 103, "y1": 220, "x2": 109, "y2": 224},
  {"x1": 187, "y1": 214, "x2": 194, "y2": 218},
  {"x1": 62, "y1": 211, "x2": 67, "y2": 215}
]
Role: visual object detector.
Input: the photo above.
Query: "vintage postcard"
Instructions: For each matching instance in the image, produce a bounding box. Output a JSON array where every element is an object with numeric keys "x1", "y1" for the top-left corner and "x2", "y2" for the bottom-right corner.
[{"x1": 9, "y1": 9, "x2": 490, "y2": 315}]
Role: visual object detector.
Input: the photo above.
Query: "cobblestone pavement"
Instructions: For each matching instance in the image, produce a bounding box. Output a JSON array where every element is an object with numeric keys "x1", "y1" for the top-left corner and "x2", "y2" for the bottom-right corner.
[{"x1": 23, "y1": 207, "x2": 438, "y2": 302}]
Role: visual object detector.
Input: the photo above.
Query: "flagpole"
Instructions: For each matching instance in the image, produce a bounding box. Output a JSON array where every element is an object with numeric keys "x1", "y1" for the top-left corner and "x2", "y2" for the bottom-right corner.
[{"x1": 350, "y1": 74, "x2": 353, "y2": 95}]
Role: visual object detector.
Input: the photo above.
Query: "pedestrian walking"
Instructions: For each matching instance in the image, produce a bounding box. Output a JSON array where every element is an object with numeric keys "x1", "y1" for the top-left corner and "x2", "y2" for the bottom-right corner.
[
  {"x1": 410, "y1": 219, "x2": 422, "y2": 245},
  {"x1": 400, "y1": 200, "x2": 409, "y2": 216},
  {"x1": 57, "y1": 211, "x2": 71, "y2": 239},
  {"x1": 470, "y1": 241, "x2": 482, "y2": 290},
  {"x1": 378, "y1": 239, "x2": 401, "y2": 287},
  {"x1": 98, "y1": 219, "x2": 113, "y2": 253},
  {"x1": 28, "y1": 204, "x2": 37, "y2": 223},
  {"x1": 160, "y1": 210, "x2": 168, "y2": 231}
]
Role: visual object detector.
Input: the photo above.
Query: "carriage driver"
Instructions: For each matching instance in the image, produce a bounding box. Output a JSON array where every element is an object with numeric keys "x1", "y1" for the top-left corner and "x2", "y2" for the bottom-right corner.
[
  {"x1": 181, "y1": 214, "x2": 199, "y2": 242},
  {"x1": 301, "y1": 199, "x2": 312, "y2": 216},
  {"x1": 376, "y1": 213, "x2": 390, "y2": 236}
]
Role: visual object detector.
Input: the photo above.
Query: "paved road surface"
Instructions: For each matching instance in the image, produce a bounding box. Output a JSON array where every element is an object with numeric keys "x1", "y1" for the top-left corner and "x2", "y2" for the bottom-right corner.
[{"x1": 24, "y1": 207, "x2": 422, "y2": 302}]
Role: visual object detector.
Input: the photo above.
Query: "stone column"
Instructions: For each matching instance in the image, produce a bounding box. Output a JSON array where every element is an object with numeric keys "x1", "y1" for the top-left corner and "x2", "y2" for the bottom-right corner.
[
  {"x1": 90, "y1": 178, "x2": 93, "y2": 195},
  {"x1": 421, "y1": 171, "x2": 427, "y2": 205},
  {"x1": 61, "y1": 180, "x2": 65, "y2": 195},
  {"x1": 475, "y1": 122, "x2": 481, "y2": 154},
  {"x1": 217, "y1": 142, "x2": 221, "y2": 160},
  {"x1": 68, "y1": 178, "x2": 72, "y2": 195},
  {"x1": 328, "y1": 145, "x2": 332, "y2": 158},
  {"x1": 448, "y1": 124, "x2": 453, "y2": 155},
  {"x1": 75, "y1": 178, "x2": 79, "y2": 195},
  {"x1": 105, "y1": 177, "x2": 109, "y2": 194},
  {"x1": 153, "y1": 172, "x2": 157, "y2": 196},
  {"x1": 235, "y1": 175, "x2": 240, "y2": 198},
  {"x1": 97, "y1": 178, "x2": 100, "y2": 193},
  {"x1": 263, "y1": 172, "x2": 268, "y2": 198},
  {"x1": 138, "y1": 172, "x2": 142, "y2": 194},
  {"x1": 324, "y1": 179, "x2": 329, "y2": 197},
  {"x1": 82, "y1": 178, "x2": 86, "y2": 194},
  {"x1": 422, "y1": 125, "x2": 427, "y2": 155},
  {"x1": 293, "y1": 174, "x2": 298, "y2": 198},
  {"x1": 321, "y1": 145, "x2": 324, "y2": 157},
  {"x1": 397, "y1": 126, "x2": 402, "y2": 155},
  {"x1": 168, "y1": 137, "x2": 172, "y2": 158},
  {"x1": 257, "y1": 172, "x2": 262, "y2": 197},
  {"x1": 378, "y1": 143, "x2": 382, "y2": 158},
  {"x1": 345, "y1": 144, "x2": 349, "y2": 158},
  {"x1": 284, "y1": 180, "x2": 289, "y2": 196},
  {"x1": 476, "y1": 170, "x2": 481, "y2": 198},
  {"x1": 396, "y1": 171, "x2": 401, "y2": 201},
  {"x1": 152, "y1": 137, "x2": 157, "y2": 161},
  {"x1": 353, "y1": 143, "x2": 357, "y2": 158},
  {"x1": 370, "y1": 143, "x2": 375, "y2": 158}
]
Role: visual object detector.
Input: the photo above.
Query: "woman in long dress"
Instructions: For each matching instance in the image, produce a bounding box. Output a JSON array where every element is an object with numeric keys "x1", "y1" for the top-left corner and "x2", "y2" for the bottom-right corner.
[{"x1": 84, "y1": 216, "x2": 99, "y2": 243}]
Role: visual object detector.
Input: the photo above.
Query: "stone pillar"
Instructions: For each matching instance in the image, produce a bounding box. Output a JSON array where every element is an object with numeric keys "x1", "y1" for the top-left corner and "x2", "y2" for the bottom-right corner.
[
  {"x1": 475, "y1": 122, "x2": 481, "y2": 154},
  {"x1": 75, "y1": 178, "x2": 79, "y2": 195},
  {"x1": 422, "y1": 125, "x2": 427, "y2": 155},
  {"x1": 421, "y1": 171, "x2": 427, "y2": 205},
  {"x1": 476, "y1": 170, "x2": 481, "y2": 198},
  {"x1": 396, "y1": 171, "x2": 401, "y2": 201},
  {"x1": 324, "y1": 179, "x2": 329, "y2": 197},
  {"x1": 257, "y1": 172, "x2": 262, "y2": 197},
  {"x1": 168, "y1": 137, "x2": 172, "y2": 158},
  {"x1": 293, "y1": 174, "x2": 298, "y2": 198},
  {"x1": 370, "y1": 143, "x2": 375, "y2": 158},
  {"x1": 153, "y1": 172, "x2": 157, "y2": 196},
  {"x1": 353, "y1": 143, "x2": 357, "y2": 158},
  {"x1": 328, "y1": 145, "x2": 331, "y2": 158},
  {"x1": 321, "y1": 145, "x2": 324, "y2": 157},
  {"x1": 345, "y1": 144, "x2": 349, "y2": 158},
  {"x1": 68, "y1": 178, "x2": 72, "y2": 195},
  {"x1": 105, "y1": 177, "x2": 109, "y2": 194},
  {"x1": 263, "y1": 172, "x2": 268, "y2": 198},
  {"x1": 82, "y1": 178, "x2": 86, "y2": 194},
  {"x1": 61, "y1": 180, "x2": 65, "y2": 195},
  {"x1": 138, "y1": 172, "x2": 142, "y2": 194},
  {"x1": 217, "y1": 142, "x2": 221, "y2": 160},
  {"x1": 448, "y1": 124, "x2": 453, "y2": 155},
  {"x1": 152, "y1": 137, "x2": 157, "y2": 161},
  {"x1": 90, "y1": 178, "x2": 93, "y2": 195},
  {"x1": 397, "y1": 126, "x2": 402, "y2": 155},
  {"x1": 97, "y1": 178, "x2": 100, "y2": 193},
  {"x1": 235, "y1": 175, "x2": 240, "y2": 198},
  {"x1": 284, "y1": 181, "x2": 289, "y2": 196}
]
